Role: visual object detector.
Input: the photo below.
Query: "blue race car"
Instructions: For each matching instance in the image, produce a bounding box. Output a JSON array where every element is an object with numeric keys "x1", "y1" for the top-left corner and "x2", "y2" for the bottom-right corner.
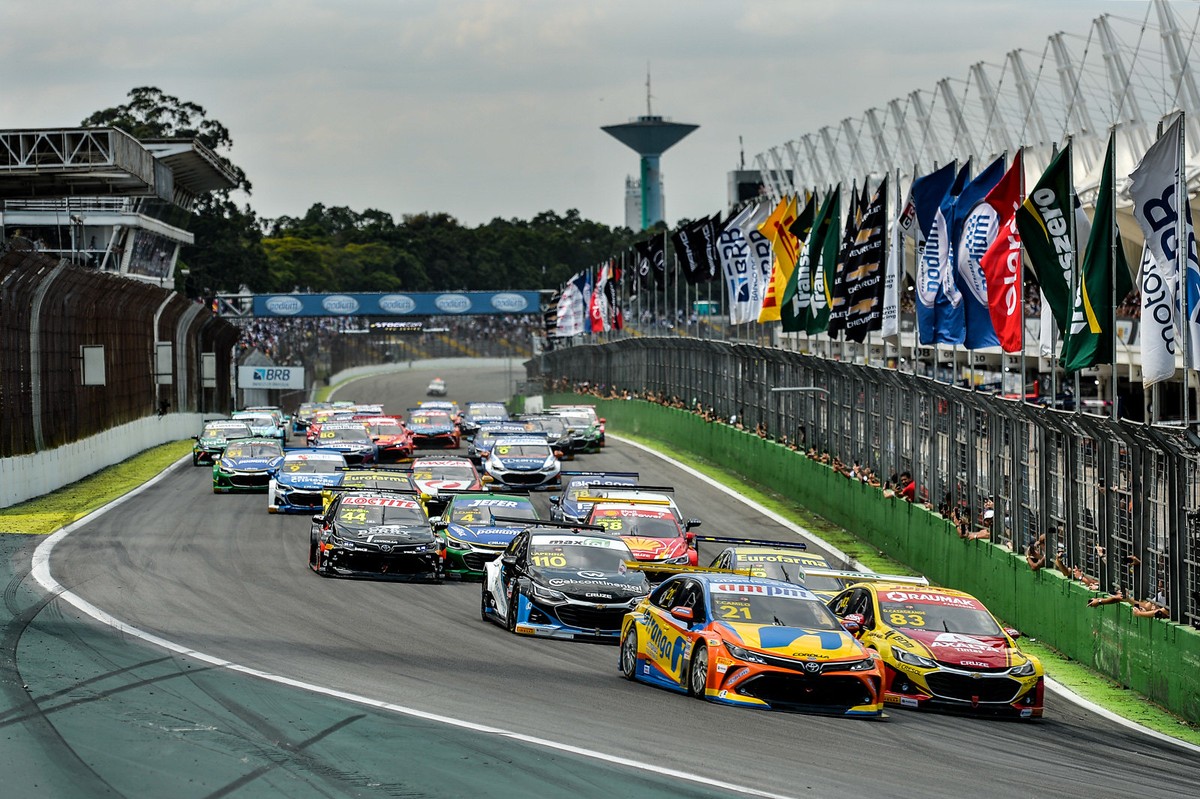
[
  {"x1": 310, "y1": 422, "x2": 378, "y2": 465},
  {"x1": 548, "y1": 471, "x2": 640, "y2": 523},
  {"x1": 212, "y1": 437, "x2": 284, "y2": 494},
  {"x1": 433, "y1": 492, "x2": 539, "y2": 577},
  {"x1": 481, "y1": 435, "x2": 561, "y2": 489},
  {"x1": 460, "y1": 401, "x2": 510, "y2": 438},
  {"x1": 267, "y1": 448, "x2": 348, "y2": 513},
  {"x1": 467, "y1": 421, "x2": 537, "y2": 463},
  {"x1": 232, "y1": 410, "x2": 287, "y2": 444}
]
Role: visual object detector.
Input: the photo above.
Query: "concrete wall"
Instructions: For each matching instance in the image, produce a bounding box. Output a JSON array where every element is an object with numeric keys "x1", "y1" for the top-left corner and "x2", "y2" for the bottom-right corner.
[
  {"x1": 548, "y1": 393, "x2": 1200, "y2": 724},
  {"x1": 0, "y1": 412, "x2": 206, "y2": 508}
]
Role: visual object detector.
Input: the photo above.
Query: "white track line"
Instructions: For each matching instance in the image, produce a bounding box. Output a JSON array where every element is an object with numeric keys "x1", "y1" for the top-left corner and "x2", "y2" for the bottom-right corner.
[
  {"x1": 30, "y1": 455, "x2": 797, "y2": 799},
  {"x1": 613, "y1": 432, "x2": 1200, "y2": 755}
]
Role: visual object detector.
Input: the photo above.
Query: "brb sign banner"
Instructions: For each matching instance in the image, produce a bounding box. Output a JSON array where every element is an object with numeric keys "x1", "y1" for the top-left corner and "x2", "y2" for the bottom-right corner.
[
  {"x1": 238, "y1": 366, "x2": 305, "y2": 390},
  {"x1": 251, "y1": 291, "x2": 541, "y2": 318}
]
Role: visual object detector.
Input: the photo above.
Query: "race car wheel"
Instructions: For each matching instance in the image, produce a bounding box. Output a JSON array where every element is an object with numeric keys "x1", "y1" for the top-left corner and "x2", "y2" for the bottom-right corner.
[
  {"x1": 480, "y1": 587, "x2": 492, "y2": 622},
  {"x1": 619, "y1": 628, "x2": 639, "y2": 681},
  {"x1": 309, "y1": 532, "x2": 329, "y2": 577},
  {"x1": 688, "y1": 645, "x2": 709, "y2": 698},
  {"x1": 192, "y1": 454, "x2": 200, "y2": 466},
  {"x1": 505, "y1": 586, "x2": 522, "y2": 632}
]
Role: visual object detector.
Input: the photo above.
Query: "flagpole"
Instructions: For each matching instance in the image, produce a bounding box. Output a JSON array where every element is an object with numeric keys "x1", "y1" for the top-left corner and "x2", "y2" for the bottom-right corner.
[
  {"x1": 1067, "y1": 137, "x2": 1080, "y2": 413},
  {"x1": 1180, "y1": 111, "x2": 1192, "y2": 431},
  {"x1": 1018, "y1": 147, "x2": 1028, "y2": 408},
  {"x1": 1108, "y1": 128, "x2": 1119, "y2": 421}
]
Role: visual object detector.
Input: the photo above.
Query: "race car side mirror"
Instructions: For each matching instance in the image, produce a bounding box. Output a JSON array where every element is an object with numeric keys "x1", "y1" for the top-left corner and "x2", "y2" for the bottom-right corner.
[
  {"x1": 548, "y1": 496, "x2": 560, "y2": 506},
  {"x1": 685, "y1": 519, "x2": 702, "y2": 531},
  {"x1": 1004, "y1": 627, "x2": 1022, "y2": 640},
  {"x1": 192, "y1": 435, "x2": 200, "y2": 440},
  {"x1": 670, "y1": 606, "x2": 694, "y2": 623},
  {"x1": 501, "y1": 554, "x2": 518, "y2": 568},
  {"x1": 841, "y1": 613, "x2": 866, "y2": 635},
  {"x1": 685, "y1": 531, "x2": 695, "y2": 544},
  {"x1": 431, "y1": 520, "x2": 448, "y2": 531},
  {"x1": 311, "y1": 514, "x2": 326, "y2": 525}
]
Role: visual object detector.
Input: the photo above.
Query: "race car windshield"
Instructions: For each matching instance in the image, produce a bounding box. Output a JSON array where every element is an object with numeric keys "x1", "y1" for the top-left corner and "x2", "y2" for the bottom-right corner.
[
  {"x1": 410, "y1": 414, "x2": 449, "y2": 425},
  {"x1": 529, "y1": 418, "x2": 567, "y2": 434},
  {"x1": 529, "y1": 544, "x2": 629, "y2": 571},
  {"x1": 494, "y1": 443, "x2": 550, "y2": 458},
  {"x1": 337, "y1": 504, "x2": 427, "y2": 528},
  {"x1": 710, "y1": 594, "x2": 841, "y2": 630},
  {"x1": 204, "y1": 424, "x2": 252, "y2": 438},
  {"x1": 878, "y1": 600, "x2": 1003, "y2": 637},
  {"x1": 369, "y1": 422, "x2": 406, "y2": 435},
  {"x1": 450, "y1": 501, "x2": 537, "y2": 524},
  {"x1": 415, "y1": 465, "x2": 477, "y2": 481},
  {"x1": 223, "y1": 442, "x2": 282, "y2": 458},
  {"x1": 235, "y1": 415, "x2": 275, "y2": 427},
  {"x1": 593, "y1": 512, "x2": 681, "y2": 538},
  {"x1": 282, "y1": 458, "x2": 342, "y2": 474},
  {"x1": 321, "y1": 428, "x2": 372, "y2": 443},
  {"x1": 555, "y1": 412, "x2": 591, "y2": 428},
  {"x1": 469, "y1": 405, "x2": 507, "y2": 419}
]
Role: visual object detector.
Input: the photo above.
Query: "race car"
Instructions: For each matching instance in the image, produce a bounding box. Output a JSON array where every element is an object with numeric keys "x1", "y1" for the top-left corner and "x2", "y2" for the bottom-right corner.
[
  {"x1": 550, "y1": 405, "x2": 605, "y2": 449},
  {"x1": 406, "y1": 407, "x2": 460, "y2": 449},
  {"x1": 267, "y1": 449, "x2": 347, "y2": 513},
  {"x1": 481, "y1": 525, "x2": 651, "y2": 639},
  {"x1": 292, "y1": 402, "x2": 330, "y2": 435},
  {"x1": 467, "y1": 421, "x2": 537, "y2": 464},
  {"x1": 433, "y1": 492, "x2": 539, "y2": 578},
  {"x1": 460, "y1": 401, "x2": 510, "y2": 438},
  {"x1": 426, "y1": 377, "x2": 448, "y2": 396},
  {"x1": 409, "y1": 456, "x2": 485, "y2": 513},
  {"x1": 518, "y1": 414, "x2": 576, "y2": 458},
  {"x1": 309, "y1": 421, "x2": 378, "y2": 465},
  {"x1": 583, "y1": 496, "x2": 700, "y2": 566},
  {"x1": 618, "y1": 573, "x2": 883, "y2": 716},
  {"x1": 309, "y1": 489, "x2": 443, "y2": 580},
  {"x1": 827, "y1": 582, "x2": 1044, "y2": 718},
  {"x1": 192, "y1": 419, "x2": 254, "y2": 466},
  {"x1": 579, "y1": 485, "x2": 691, "y2": 525},
  {"x1": 703, "y1": 537, "x2": 850, "y2": 600},
  {"x1": 212, "y1": 437, "x2": 284, "y2": 493},
  {"x1": 362, "y1": 416, "x2": 415, "y2": 463},
  {"x1": 232, "y1": 410, "x2": 287, "y2": 443},
  {"x1": 548, "y1": 471, "x2": 639, "y2": 524},
  {"x1": 243, "y1": 405, "x2": 290, "y2": 433},
  {"x1": 481, "y1": 435, "x2": 561, "y2": 489}
]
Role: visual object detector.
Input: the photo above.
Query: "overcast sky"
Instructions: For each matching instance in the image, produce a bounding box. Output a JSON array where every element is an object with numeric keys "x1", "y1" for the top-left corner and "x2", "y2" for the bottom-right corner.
[{"x1": 0, "y1": 1, "x2": 1157, "y2": 229}]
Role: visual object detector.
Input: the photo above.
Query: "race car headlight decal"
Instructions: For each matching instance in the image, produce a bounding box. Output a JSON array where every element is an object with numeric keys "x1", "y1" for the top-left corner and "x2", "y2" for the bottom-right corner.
[
  {"x1": 530, "y1": 583, "x2": 567, "y2": 603},
  {"x1": 488, "y1": 454, "x2": 503, "y2": 470},
  {"x1": 542, "y1": 455, "x2": 556, "y2": 469},
  {"x1": 847, "y1": 658, "x2": 875, "y2": 671},
  {"x1": 725, "y1": 643, "x2": 767, "y2": 665},
  {"x1": 665, "y1": 554, "x2": 691, "y2": 565},
  {"x1": 1009, "y1": 660, "x2": 1036, "y2": 677},
  {"x1": 893, "y1": 649, "x2": 938, "y2": 669},
  {"x1": 446, "y1": 537, "x2": 470, "y2": 552}
]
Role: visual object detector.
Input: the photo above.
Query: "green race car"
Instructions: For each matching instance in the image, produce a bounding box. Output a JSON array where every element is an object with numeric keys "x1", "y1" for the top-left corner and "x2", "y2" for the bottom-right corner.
[
  {"x1": 212, "y1": 437, "x2": 284, "y2": 493},
  {"x1": 192, "y1": 420, "x2": 255, "y2": 466},
  {"x1": 432, "y1": 492, "x2": 539, "y2": 578}
]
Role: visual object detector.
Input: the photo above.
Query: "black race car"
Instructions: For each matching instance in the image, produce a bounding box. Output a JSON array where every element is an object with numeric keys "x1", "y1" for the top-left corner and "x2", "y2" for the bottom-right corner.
[{"x1": 309, "y1": 488, "x2": 443, "y2": 580}]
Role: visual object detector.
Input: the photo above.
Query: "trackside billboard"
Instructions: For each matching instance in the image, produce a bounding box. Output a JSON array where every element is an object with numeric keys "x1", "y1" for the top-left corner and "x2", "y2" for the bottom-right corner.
[
  {"x1": 238, "y1": 366, "x2": 305, "y2": 390},
  {"x1": 251, "y1": 291, "x2": 542, "y2": 317}
]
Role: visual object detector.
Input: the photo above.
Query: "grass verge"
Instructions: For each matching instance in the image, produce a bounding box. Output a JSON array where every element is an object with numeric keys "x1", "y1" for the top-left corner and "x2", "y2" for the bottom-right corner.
[
  {"x1": 618, "y1": 429, "x2": 1200, "y2": 748},
  {"x1": 0, "y1": 441, "x2": 193, "y2": 535}
]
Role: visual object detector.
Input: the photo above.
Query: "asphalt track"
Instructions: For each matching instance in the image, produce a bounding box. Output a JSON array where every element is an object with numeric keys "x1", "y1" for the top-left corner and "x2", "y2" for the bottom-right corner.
[{"x1": 35, "y1": 363, "x2": 1200, "y2": 798}]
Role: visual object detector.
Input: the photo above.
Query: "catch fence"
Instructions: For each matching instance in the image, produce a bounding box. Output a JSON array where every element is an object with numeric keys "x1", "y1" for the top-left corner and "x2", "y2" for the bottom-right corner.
[{"x1": 538, "y1": 337, "x2": 1200, "y2": 627}]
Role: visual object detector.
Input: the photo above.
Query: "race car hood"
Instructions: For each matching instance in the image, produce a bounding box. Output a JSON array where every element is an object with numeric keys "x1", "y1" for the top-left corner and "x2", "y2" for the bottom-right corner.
[
  {"x1": 900, "y1": 629, "x2": 1017, "y2": 669},
  {"x1": 342, "y1": 524, "x2": 435, "y2": 545},
  {"x1": 412, "y1": 477, "x2": 477, "y2": 494},
  {"x1": 408, "y1": 423, "x2": 455, "y2": 434},
  {"x1": 532, "y1": 567, "x2": 649, "y2": 601},
  {"x1": 218, "y1": 456, "x2": 276, "y2": 471},
  {"x1": 719, "y1": 623, "x2": 865, "y2": 661},
  {"x1": 373, "y1": 434, "x2": 409, "y2": 445},
  {"x1": 493, "y1": 457, "x2": 549, "y2": 471},
  {"x1": 275, "y1": 472, "x2": 343, "y2": 489},
  {"x1": 445, "y1": 524, "x2": 519, "y2": 547},
  {"x1": 620, "y1": 536, "x2": 688, "y2": 561}
]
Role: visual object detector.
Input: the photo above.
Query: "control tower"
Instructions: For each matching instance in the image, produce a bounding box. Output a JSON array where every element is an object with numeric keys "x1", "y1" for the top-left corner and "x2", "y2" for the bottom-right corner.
[{"x1": 601, "y1": 75, "x2": 697, "y2": 230}]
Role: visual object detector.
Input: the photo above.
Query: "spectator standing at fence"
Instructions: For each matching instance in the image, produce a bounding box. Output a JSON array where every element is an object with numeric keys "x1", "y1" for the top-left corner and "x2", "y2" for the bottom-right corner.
[{"x1": 897, "y1": 472, "x2": 916, "y2": 502}]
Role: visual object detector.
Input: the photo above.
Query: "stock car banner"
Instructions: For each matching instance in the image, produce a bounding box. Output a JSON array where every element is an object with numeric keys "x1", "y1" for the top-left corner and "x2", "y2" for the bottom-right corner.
[{"x1": 252, "y1": 291, "x2": 543, "y2": 317}]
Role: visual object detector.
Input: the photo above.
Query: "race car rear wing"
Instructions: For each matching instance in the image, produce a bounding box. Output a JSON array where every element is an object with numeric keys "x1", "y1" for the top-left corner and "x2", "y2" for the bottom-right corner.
[
  {"x1": 622, "y1": 562, "x2": 753, "y2": 579},
  {"x1": 804, "y1": 568, "x2": 930, "y2": 586},
  {"x1": 557, "y1": 470, "x2": 640, "y2": 479},
  {"x1": 491, "y1": 516, "x2": 608, "y2": 533},
  {"x1": 582, "y1": 484, "x2": 675, "y2": 493},
  {"x1": 690, "y1": 535, "x2": 807, "y2": 551},
  {"x1": 574, "y1": 495, "x2": 673, "y2": 507}
]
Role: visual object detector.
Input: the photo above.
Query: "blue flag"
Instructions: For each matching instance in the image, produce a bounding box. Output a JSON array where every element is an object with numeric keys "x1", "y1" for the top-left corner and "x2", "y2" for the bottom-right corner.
[
  {"x1": 899, "y1": 162, "x2": 958, "y2": 244},
  {"x1": 916, "y1": 162, "x2": 970, "y2": 344},
  {"x1": 952, "y1": 155, "x2": 1007, "y2": 349}
]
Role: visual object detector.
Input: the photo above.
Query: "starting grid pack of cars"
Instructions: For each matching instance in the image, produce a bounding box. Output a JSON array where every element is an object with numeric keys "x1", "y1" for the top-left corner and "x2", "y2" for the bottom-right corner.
[{"x1": 190, "y1": 395, "x2": 1045, "y2": 721}]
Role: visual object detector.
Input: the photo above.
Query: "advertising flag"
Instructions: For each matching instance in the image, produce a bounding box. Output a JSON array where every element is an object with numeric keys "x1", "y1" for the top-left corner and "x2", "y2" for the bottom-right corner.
[
  {"x1": 671, "y1": 218, "x2": 708, "y2": 285},
  {"x1": 757, "y1": 196, "x2": 800, "y2": 322},
  {"x1": 916, "y1": 162, "x2": 969, "y2": 345},
  {"x1": 827, "y1": 185, "x2": 861, "y2": 339},
  {"x1": 1063, "y1": 133, "x2": 1131, "y2": 371},
  {"x1": 555, "y1": 270, "x2": 590, "y2": 336},
  {"x1": 953, "y1": 155, "x2": 1007, "y2": 350},
  {"x1": 718, "y1": 203, "x2": 763, "y2": 324},
  {"x1": 842, "y1": 176, "x2": 889, "y2": 342},
  {"x1": 978, "y1": 150, "x2": 1025, "y2": 353},
  {"x1": 1016, "y1": 143, "x2": 1076, "y2": 338},
  {"x1": 1137, "y1": 245, "x2": 1177, "y2": 386},
  {"x1": 809, "y1": 189, "x2": 842, "y2": 335},
  {"x1": 781, "y1": 189, "x2": 833, "y2": 333},
  {"x1": 900, "y1": 162, "x2": 957, "y2": 243},
  {"x1": 882, "y1": 177, "x2": 905, "y2": 341},
  {"x1": 1181, "y1": 193, "x2": 1200, "y2": 370},
  {"x1": 633, "y1": 239, "x2": 656, "y2": 292},
  {"x1": 589, "y1": 263, "x2": 610, "y2": 333}
]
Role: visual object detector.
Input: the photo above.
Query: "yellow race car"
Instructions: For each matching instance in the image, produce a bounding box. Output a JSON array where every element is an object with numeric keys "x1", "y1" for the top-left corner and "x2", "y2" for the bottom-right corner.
[{"x1": 827, "y1": 582, "x2": 1044, "y2": 718}]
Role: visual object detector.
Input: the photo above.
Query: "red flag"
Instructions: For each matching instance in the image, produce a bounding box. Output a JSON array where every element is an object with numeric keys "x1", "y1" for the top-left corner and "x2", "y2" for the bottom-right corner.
[
  {"x1": 979, "y1": 150, "x2": 1024, "y2": 353},
  {"x1": 589, "y1": 263, "x2": 610, "y2": 332}
]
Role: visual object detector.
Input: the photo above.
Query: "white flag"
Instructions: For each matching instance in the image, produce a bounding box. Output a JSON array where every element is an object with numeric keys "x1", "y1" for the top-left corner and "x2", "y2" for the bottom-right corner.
[
  {"x1": 881, "y1": 212, "x2": 903, "y2": 340},
  {"x1": 554, "y1": 271, "x2": 589, "y2": 337},
  {"x1": 1138, "y1": 244, "x2": 1177, "y2": 387},
  {"x1": 717, "y1": 203, "x2": 759, "y2": 324},
  {"x1": 1130, "y1": 117, "x2": 1183, "y2": 282}
]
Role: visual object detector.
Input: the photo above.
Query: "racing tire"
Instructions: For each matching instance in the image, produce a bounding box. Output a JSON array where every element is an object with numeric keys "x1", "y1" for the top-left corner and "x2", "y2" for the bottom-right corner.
[
  {"x1": 309, "y1": 532, "x2": 330, "y2": 577},
  {"x1": 192, "y1": 454, "x2": 201, "y2": 466},
  {"x1": 480, "y1": 587, "x2": 492, "y2": 622},
  {"x1": 688, "y1": 644, "x2": 709, "y2": 699},
  {"x1": 619, "y1": 628, "x2": 639, "y2": 681},
  {"x1": 505, "y1": 585, "x2": 521, "y2": 633}
]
